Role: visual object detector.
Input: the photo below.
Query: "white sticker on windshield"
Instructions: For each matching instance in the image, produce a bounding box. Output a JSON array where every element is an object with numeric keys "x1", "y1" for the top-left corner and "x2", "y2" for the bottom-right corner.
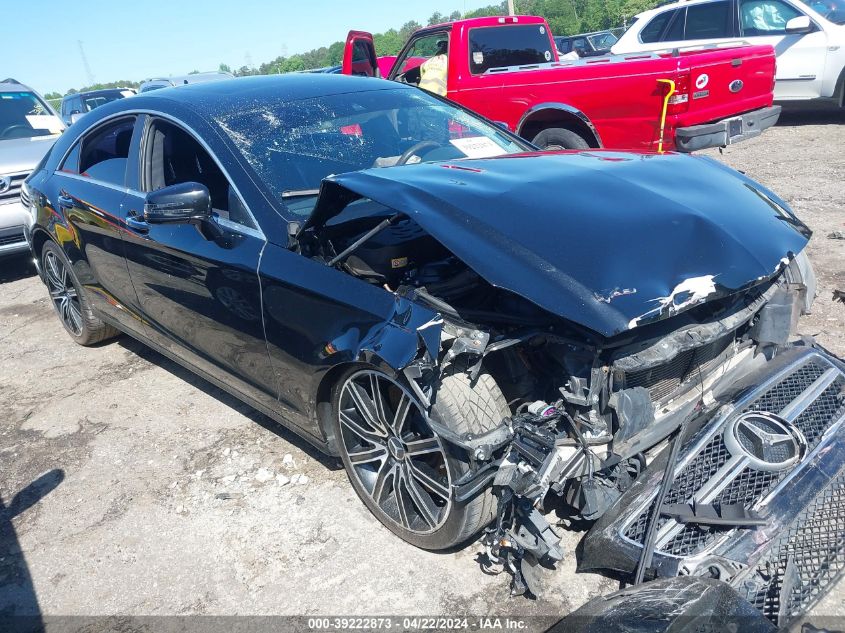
[
  {"x1": 473, "y1": 51, "x2": 484, "y2": 65},
  {"x1": 25, "y1": 115, "x2": 63, "y2": 134},
  {"x1": 544, "y1": 50, "x2": 552, "y2": 61},
  {"x1": 450, "y1": 136, "x2": 508, "y2": 159},
  {"x1": 540, "y1": 26, "x2": 546, "y2": 34}
]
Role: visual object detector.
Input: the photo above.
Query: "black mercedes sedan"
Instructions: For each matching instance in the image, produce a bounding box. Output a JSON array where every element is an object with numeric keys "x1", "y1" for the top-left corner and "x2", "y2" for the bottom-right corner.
[{"x1": 22, "y1": 75, "x2": 845, "y2": 619}]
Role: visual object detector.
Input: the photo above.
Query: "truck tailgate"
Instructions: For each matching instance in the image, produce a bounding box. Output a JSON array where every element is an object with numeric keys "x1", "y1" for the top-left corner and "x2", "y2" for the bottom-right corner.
[{"x1": 673, "y1": 44, "x2": 776, "y2": 127}]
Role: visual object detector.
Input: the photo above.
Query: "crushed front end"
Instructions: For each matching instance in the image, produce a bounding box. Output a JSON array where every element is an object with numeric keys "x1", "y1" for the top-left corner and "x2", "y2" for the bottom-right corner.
[
  {"x1": 580, "y1": 345, "x2": 845, "y2": 628},
  {"x1": 297, "y1": 152, "x2": 839, "y2": 619}
]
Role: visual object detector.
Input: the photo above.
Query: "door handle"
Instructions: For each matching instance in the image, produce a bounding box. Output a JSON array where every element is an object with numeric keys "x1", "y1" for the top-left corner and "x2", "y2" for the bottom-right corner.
[
  {"x1": 125, "y1": 210, "x2": 150, "y2": 234},
  {"x1": 57, "y1": 194, "x2": 74, "y2": 209}
]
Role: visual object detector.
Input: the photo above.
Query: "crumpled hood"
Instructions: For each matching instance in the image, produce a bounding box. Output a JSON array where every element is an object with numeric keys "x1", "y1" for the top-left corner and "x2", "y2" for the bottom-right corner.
[
  {"x1": 0, "y1": 135, "x2": 60, "y2": 174},
  {"x1": 309, "y1": 151, "x2": 810, "y2": 338}
]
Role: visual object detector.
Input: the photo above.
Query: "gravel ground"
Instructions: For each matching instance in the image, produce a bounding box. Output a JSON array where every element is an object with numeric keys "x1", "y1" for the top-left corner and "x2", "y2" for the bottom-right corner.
[{"x1": 1, "y1": 106, "x2": 843, "y2": 631}]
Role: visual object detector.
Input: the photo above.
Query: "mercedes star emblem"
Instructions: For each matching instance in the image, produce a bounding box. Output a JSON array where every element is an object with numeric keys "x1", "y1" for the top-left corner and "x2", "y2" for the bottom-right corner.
[{"x1": 725, "y1": 411, "x2": 806, "y2": 472}]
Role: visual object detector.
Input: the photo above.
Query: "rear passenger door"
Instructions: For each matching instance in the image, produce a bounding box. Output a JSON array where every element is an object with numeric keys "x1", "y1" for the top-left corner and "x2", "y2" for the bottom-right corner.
[
  {"x1": 639, "y1": 1, "x2": 738, "y2": 49},
  {"x1": 50, "y1": 115, "x2": 144, "y2": 335},
  {"x1": 120, "y1": 115, "x2": 279, "y2": 411}
]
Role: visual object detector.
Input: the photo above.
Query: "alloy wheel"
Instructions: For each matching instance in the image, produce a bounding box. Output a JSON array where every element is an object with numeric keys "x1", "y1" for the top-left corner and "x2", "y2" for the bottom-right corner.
[
  {"x1": 44, "y1": 251, "x2": 83, "y2": 337},
  {"x1": 338, "y1": 370, "x2": 451, "y2": 534}
]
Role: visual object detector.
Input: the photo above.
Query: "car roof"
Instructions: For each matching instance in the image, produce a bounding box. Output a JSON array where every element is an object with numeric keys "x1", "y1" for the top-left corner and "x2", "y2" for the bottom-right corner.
[
  {"x1": 64, "y1": 88, "x2": 131, "y2": 100},
  {"x1": 635, "y1": 0, "x2": 720, "y2": 18},
  {"x1": 423, "y1": 14, "x2": 546, "y2": 32},
  {"x1": 135, "y1": 73, "x2": 406, "y2": 109},
  {"x1": 557, "y1": 30, "x2": 613, "y2": 38},
  {"x1": 0, "y1": 78, "x2": 37, "y2": 93},
  {"x1": 78, "y1": 88, "x2": 131, "y2": 96},
  {"x1": 69, "y1": 74, "x2": 409, "y2": 135}
]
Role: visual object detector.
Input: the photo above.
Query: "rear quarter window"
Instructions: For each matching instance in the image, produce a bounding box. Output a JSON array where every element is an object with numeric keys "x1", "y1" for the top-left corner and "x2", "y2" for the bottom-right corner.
[
  {"x1": 469, "y1": 24, "x2": 554, "y2": 73},
  {"x1": 684, "y1": 1, "x2": 733, "y2": 39},
  {"x1": 78, "y1": 116, "x2": 136, "y2": 187},
  {"x1": 640, "y1": 10, "x2": 676, "y2": 42}
]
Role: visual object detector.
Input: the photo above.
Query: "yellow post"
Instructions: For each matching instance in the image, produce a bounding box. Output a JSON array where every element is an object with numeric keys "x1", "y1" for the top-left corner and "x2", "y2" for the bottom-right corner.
[{"x1": 656, "y1": 79, "x2": 676, "y2": 154}]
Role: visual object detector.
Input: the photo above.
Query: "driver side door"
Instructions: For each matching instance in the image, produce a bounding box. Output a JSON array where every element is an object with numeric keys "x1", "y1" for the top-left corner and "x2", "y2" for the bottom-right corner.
[{"x1": 120, "y1": 115, "x2": 280, "y2": 411}]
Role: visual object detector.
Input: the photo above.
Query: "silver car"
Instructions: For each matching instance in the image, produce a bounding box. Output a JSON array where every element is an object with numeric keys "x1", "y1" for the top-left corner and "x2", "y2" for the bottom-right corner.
[
  {"x1": 0, "y1": 78, "x2": 64, "y2": 257},
  {"x1": 138, "y1": 71, "x2": 233, "y2": 93}
]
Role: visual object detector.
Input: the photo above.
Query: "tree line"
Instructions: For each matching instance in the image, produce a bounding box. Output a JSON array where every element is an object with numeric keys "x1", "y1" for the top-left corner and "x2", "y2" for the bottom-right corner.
[{"x1": 48, "y1": 0, "x2": 658, "y2": 99}]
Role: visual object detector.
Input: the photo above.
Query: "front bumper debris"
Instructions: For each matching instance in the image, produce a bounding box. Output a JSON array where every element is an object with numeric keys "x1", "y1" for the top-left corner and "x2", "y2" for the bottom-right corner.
[
  {"x1": 579, "y1": 346, "x2": 845, "y2": 628},
  {"x1": 548, "y1": 576, "x2": 777, "y2": 633},
  {"x1": 675, "y1": 105, "x2": 782, "y2": 152}
]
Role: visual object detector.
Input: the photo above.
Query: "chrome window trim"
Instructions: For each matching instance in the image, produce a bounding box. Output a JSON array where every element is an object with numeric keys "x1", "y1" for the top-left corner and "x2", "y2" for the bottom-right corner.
[
  {"x1": 52, "y1": 108, "x2": 266, "y2": 241},
  {"x1": 60, "y1": 171, "x2": 135, "y2": 195}
]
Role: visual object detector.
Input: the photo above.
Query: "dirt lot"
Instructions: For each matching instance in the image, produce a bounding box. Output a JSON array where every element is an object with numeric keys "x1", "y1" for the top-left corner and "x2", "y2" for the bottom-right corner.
[{"x1": 1, "y1": 106, "x2": 843, "y2": 630}]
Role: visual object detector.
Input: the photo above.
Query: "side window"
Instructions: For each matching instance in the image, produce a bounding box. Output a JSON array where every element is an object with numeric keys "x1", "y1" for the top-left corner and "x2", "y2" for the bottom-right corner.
[
  {"x1": 665, "y1": 8, "x2": 687, "y2": 40},
  {"x1": 59, "y1": 142, "x2": 81, "y2": 174},
  {"x1": 392, "y1": 32, "x2": 449, "y2": 85},
  {"x1": 78, "y1": 116, "x2": 136, "y2": 186},
  {"x1": 144, "y1": 119, "x2": 256, "y2": 229},
  {"x1": 640, "y1": 10, "x2": 676, "y2": 42},
  {"x1": 558, "y1": 39, "x2": 572, "y2": 53},
  {"x1": 739, "y1": 0, "x2": 802, "y2": 35},
  {"x1": 684, "y1": 1, "x2": 733, "y2": 39}
]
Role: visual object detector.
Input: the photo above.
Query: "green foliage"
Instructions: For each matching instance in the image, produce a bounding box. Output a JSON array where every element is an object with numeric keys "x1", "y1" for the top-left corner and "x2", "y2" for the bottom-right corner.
[{"x1": 55, "y1": 1, "x2": 657, "y2": 95}]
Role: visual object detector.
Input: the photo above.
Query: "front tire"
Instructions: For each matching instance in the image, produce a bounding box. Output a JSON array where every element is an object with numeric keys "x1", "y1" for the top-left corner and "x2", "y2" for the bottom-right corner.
[
  {"x1": 41, "y1": 241, "x2": 119, "y2": 346},
  {"x1": 331, "y1": 362, "x2": 509, "y2": 550}
]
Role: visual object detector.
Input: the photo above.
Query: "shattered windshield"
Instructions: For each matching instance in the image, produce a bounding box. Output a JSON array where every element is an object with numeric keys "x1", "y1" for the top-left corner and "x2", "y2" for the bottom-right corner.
[
  {"x1": 214, "y1": 88, "x2": 526, "y2": 212},
  {"x1": 0, "y1": 91, "x2": 63, "y2": 140}
]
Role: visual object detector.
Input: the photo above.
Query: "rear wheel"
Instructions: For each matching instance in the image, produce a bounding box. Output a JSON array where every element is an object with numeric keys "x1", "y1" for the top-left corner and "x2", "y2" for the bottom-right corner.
[
  {"x1": 41, "y1": 241, "x2": 119, "y2": 346},
  {"x1": 532, "y1": 126, "x2": 591, "y2": 150},
  {"x1": 332, "y1": 362, "x2": 509, "y2": 550}
]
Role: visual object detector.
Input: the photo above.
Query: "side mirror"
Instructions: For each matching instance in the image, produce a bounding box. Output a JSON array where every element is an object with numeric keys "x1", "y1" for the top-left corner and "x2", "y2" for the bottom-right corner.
[
  {"x1": 144, "y1": 182, "x2": 211, "y2": 224},
  {"x1": 69, "y1": 112, "x2": 83, "y2": 124},
  {"x1": 785, "y1": 15, "x2": 812, "y2": 34}
]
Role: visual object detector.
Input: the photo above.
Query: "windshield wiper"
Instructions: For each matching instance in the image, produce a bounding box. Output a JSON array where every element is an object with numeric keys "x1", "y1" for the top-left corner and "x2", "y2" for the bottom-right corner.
[{"x1": 282, "y1": 189, "x2": 320, "y2": 199}]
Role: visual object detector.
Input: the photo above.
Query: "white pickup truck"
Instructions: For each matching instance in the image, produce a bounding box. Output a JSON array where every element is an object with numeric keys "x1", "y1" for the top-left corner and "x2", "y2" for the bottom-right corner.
[{"x1": 612, "y1": 0, "x2": 845, "y2": 104}]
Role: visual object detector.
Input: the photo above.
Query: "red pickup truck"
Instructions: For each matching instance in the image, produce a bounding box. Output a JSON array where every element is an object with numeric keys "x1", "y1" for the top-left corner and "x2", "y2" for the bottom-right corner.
[{"x1": 342, "y1": 16, "x2": 781, "y2": 152}]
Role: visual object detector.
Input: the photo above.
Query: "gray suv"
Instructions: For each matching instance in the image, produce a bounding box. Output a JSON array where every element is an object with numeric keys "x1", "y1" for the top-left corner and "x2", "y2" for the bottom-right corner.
[
  {"x1": 59, "y1": 88, "x2": 135, "y2": 127},
  {"x1": 0, "y1": 78, "x2": 64, "y2": 257}
]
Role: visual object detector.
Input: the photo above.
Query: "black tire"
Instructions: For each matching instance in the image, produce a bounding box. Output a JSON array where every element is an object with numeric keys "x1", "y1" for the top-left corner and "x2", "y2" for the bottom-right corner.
[
  {"x1": 532, "y1": 126, "x2": 591, "y2": 150},
  {"x1": 331, "y1": 360, "x2": 510, "y2": 550},
  {"x1": 41, "y1": 241, "x2": 119, "y2": 346}
]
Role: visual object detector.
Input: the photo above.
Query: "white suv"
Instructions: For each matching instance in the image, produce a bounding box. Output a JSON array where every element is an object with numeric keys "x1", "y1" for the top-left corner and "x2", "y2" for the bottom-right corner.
[{"x1": 612, "y1": 0, "x2": 845, "y2": 103}]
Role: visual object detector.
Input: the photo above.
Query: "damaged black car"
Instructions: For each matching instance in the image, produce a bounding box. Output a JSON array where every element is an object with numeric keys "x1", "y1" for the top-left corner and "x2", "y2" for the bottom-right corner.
[{"x1": 23, "y1": 75, "x2": 844, "y2": 627}]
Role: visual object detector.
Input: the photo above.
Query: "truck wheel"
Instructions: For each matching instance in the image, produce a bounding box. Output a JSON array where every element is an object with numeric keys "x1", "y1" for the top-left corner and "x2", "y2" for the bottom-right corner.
[
  {"x1": 533, "y1": 127, "x2": 591, "y2": 150},
  {"x1": 331, "y1": 361, "x2": 510, "y2": 550}
]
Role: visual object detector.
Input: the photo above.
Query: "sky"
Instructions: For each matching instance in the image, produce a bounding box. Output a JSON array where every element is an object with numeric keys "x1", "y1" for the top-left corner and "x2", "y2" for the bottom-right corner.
[{"x1": 4, "y1": 0, "x2": 494, "y2": 96}]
